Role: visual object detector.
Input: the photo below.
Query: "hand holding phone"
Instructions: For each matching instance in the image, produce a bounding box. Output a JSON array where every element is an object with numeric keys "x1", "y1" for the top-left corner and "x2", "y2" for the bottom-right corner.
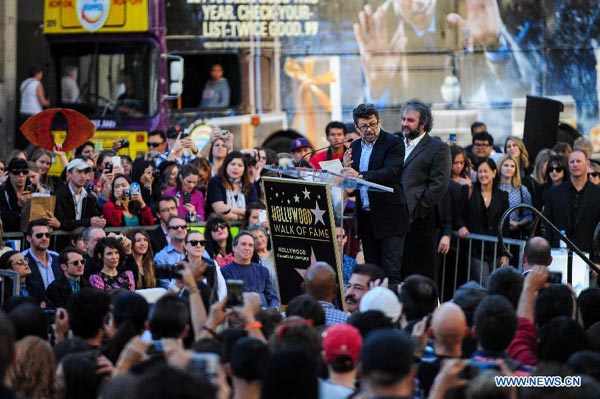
[{"x1": 225, "y1": 280, "x2": 244, "y2": 308}]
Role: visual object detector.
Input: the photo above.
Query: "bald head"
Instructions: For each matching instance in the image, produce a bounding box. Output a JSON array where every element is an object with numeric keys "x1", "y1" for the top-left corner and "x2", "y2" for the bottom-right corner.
[
  {"x1": 304, "y1": 262, "x2": 337, "y2": 302},
  {"x1": 523, "y1": 236, "x2": 552, "y2": 270},
  {"x1": 431, "y1": 302, "x2": 467, "y2": 356}
]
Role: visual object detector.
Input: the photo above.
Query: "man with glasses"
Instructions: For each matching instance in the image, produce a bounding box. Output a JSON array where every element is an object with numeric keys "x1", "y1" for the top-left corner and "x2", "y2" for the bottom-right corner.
[
  {"x1": 0, "y1": 158, "x2": 31, "y2": 232},
  {"x1": 0, "y1": 250, "x2": 48, "y2": 306},
  {"x1": 46, "y1": 246, "x2": 90, "y2": 308},
  {"x1": 154, "y1": 216, "x2": 188, "y2": 288},
  {"x1": 54, "y1": 158, "x2": 105, "y2": 231},
  {"x1": 469, "y1": 131, "x2": 498, "y2": 165},
  {"x1": 145, "y1": 130, "x2": 169, "y2": 168},
  {"x1": 341, "y1": 103, "x2": 408, "y2": 285},
  {"x1": 149, "y1": 195, "x2": 179, "y2": 253},
  {"x1": 22, "y1": 219, "x2": 61, "y2": 289}
]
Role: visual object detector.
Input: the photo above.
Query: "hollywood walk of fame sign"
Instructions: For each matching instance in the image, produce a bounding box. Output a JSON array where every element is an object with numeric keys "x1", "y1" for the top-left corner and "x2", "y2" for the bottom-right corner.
[{"x1": 262, "y1": 176, "x2": 343, "y2": 309}]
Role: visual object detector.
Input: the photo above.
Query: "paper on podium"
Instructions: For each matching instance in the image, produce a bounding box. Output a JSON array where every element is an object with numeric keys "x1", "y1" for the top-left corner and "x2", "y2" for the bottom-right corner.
[{"x1": 319, "y1": 159, "x2": 344, "y2": 174}]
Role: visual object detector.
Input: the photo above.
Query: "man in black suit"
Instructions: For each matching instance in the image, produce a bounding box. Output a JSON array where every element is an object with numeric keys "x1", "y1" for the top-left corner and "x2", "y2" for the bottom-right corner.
[
  {"x1": 46, "y1": 246, "x2": 91, "y2": 309},
  {"x1": 0, "y1": 250, "x2": 49, "y2": 307},
  {"x1": 149, "y1": 195, "x2": 179, "y2": 253},
  {"x1": 342, "y1": 103, "x2": 409, "y2": 284},
  {"x1": 543, "y1": 149, "x2": 600, "y2": 261},
  {"x1": 399, "y1": 99, "x2": 451, "y2": 280},
  {"x1": 54, "y1": 158, "x2": 105, "y2": 231}
]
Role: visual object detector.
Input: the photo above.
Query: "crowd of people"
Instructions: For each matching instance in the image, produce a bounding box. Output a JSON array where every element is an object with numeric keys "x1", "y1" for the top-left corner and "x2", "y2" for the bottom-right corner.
[{"x1": 1, "y1": 99, "x2": 600, "y2": 398}]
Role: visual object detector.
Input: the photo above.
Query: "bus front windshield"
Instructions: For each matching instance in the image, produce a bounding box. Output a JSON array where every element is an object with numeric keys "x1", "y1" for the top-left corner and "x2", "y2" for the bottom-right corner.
[{"x1": 54, "y1": 41, "x2": 158, "y2": 120}]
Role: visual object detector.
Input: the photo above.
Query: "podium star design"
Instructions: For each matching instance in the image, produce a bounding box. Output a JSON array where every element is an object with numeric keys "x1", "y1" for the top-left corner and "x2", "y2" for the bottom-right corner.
[
  {"x1": 302, "y1": 187, "x2": 311, "y2": 199},
  {"x1": 293, "y1": 194, "x2": 300, "y2": 203},
  {"x1": 310, "y1": 202, "x2": 326, "y2": 226}
]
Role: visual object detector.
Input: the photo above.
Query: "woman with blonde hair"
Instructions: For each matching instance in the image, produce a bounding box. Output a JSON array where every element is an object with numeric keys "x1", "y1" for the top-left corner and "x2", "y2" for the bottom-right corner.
[
  {"x1": 497, "y1": 154, "x2": 533, "y2": 239},
  {"x1": 504, "y1": 136, "x2": 532, "y2": 179},
  {"x1": 7, "y1": 336, "x2": 57, "y2": 399},
  {"x1": 522, "y1": 149, "x2": 554, "y2": 211}
]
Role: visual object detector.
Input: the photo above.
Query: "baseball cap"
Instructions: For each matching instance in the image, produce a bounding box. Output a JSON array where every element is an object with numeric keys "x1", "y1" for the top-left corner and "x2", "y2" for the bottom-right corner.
[
  {"x1": 290, "y1": 137, "x2": 311, "y2": 152},
  {"x1": 322, "y1": 324, "x2": 362, "y2": 364},
  {"x1": 7, "y1": 158, "x2": 29, "y2": 173},
  {"x1": 67, "y1": 158, "x2": 91, "y2": 172},
  {"x1": 359, "y1": 287, "x2": 402, "y2": 323},
  {"x1": 166, "y1": 124, "x2": 183, "y2": 139}
]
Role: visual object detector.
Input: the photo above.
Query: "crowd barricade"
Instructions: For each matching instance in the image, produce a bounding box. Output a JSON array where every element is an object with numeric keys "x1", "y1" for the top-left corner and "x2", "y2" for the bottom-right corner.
[
  {"x1": 0, "y1": 269, "x2": 20, "y2": 308},
  {"x1": 438, "y1": 232, "x2": 526, "y2": 301},
  {"x1": 1, "y1": 221, "x2": 246, "y2": 253}
]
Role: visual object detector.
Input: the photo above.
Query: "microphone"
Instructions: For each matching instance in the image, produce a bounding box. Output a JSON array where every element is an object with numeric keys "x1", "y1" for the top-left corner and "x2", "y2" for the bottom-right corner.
[{"x1": 300, "y1": 138, "x2": 353, "y2": 165}]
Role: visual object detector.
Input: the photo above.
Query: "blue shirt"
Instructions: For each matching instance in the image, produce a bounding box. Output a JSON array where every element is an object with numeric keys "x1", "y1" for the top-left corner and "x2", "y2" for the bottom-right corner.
[
  {"x1": 319, "y1": 300, "x2": 349, "y2": 326},
  {"x1": 221, "y1": 261, "x2": 280, "y2": 309},
  {"x1": 359, "y1": 139, "x2": 376, "y2": 210},
  {"x1": 341, "y1": 254, "x2": 357, "y2": 288},
  {"x1": 21, "y1": 248, "x2": 59, "y2": 289},
  {"x1": 153, "y1": 244, "x2": 186, "y2": 289}
]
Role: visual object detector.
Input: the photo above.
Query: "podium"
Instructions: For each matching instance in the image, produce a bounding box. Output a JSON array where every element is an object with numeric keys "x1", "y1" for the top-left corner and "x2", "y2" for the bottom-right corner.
[{"x1": 262, "y1": 166, "x2": 393, "y2": 308}]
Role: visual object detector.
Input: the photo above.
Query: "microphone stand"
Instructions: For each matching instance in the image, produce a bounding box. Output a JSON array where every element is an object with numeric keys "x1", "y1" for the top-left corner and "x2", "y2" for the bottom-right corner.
[{"x1": 300, "y1": 138, "x2": 353, "y2": 165}]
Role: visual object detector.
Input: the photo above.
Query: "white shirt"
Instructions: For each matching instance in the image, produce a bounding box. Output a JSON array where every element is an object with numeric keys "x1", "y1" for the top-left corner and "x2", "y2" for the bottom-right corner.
[
  {"x1": 404, "y1": 132, "x2": 426, "y2": 161},
  {"x1": 20, "y1": 78, "x2": 42, "y2": 114},
  {"x1": 69, "y1": 182, "x2": 88, "y2": 220}
]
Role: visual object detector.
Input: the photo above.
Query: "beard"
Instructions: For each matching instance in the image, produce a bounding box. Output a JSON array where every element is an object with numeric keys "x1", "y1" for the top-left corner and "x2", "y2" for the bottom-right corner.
[{"x1": 403, "y1": 126, "x2": 421, "y2": 140}]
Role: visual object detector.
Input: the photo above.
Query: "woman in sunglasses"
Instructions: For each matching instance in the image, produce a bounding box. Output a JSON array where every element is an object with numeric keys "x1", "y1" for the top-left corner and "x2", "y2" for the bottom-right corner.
[
  {"x1": 204, "y1": 216, "x2": 234, "y2": 267},
  {"x1": 587, "y1": 162, "x2": 600, "y2": 186},
  {"x1": 180, "y1": 230, "x2": 226, "y2": 305},
  {"x1": 126, "y1": 229, "x2": 156, "y2": 289},
  {"x1": 543, "y1": 155, "x2": 569, "y2": 201},
  {"x1": 89, "y1": 238, "x2": 135, "y2": 292}
]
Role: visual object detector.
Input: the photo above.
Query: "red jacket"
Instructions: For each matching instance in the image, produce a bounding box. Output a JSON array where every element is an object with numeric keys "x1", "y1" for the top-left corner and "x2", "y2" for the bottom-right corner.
[
  {"x1": 103, "y1": 201, "x2": 155, "y2": 227},
  {"x1": 507, "y1": 317, "x2": 538, "y2": 366}
]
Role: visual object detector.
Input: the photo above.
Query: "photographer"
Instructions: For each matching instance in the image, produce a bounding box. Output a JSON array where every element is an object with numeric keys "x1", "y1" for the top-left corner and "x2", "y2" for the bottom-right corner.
[
  {"x1": 154, "y1": 216, "x2": 188, "y2": 289},
  {"x1": 164, "y1": 164, "x2": 206, "y2": 222},
  {"x1": 166, "y1": 126, "x2": 199, "y2": 166},
  {"x1": 102, "y1": 174, "x2": 154, "y2": 227}
]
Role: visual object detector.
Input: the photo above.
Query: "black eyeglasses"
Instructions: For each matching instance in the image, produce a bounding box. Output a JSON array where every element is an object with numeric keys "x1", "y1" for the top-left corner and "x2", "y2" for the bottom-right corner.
[
  {"x1": 549, "y1": 167, "x2": 563, "y2": 173},
  {"x1": 356, "y1": 121, "x2": 379, "y2": 132},
  {"x1": 67, "y1": 259, "x2": 85, "y2": 266},
  {"x1": 148, "y1": 142, "x2": 164, "y2": 148},
  {"x1": 186, "y1": 239, "x2": 206, "y2": 247},
  {"x1": 168, "y1": 225, "x2": 187, "y2": 230},
  {"x1": 34, "y1": 232, "x2": 51, "y2": 239},
  {"x1": 589, "y1": 172, "x2": 599, "y2": 178},
  {"x1": 10, "y1": 169, "x2": 28, "y2": 175},
  {"x1": 211, "y1": 223, "x2": 227, "y2": 232}
]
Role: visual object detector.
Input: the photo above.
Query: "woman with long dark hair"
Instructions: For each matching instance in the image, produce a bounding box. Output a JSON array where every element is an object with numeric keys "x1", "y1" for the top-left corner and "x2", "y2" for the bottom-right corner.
[
  {"x1": 206, "y1": 150, "x2": 258, "y2": 221},
  {"x1": 204, "y1": 215, "x2": 234, "y2": 267},
  {"x1": 164, "y1": 163, "x2": 205, "y2": 221},
  {"x1": 458, "y1": 159, "x2": 509, "y2": 284},
  {"x1": 102, "y1": 174, "x2": 154, "y2": 227},
  {"x1": 126, "y1": 229, "x2": 156, "y2": 289}
]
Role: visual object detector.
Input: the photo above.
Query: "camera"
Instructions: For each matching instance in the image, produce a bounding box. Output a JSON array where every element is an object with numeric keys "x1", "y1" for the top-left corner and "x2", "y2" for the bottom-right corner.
[
  {"x1": 154, "y1": 263, "x2": 183, "y2": 280},
  {"x1": 225, "y1": 279, "x2": 244, "y2": 308},
  {"x1": 187, "y1": 353, "x2": 220, "y2": 382},
  {"x1": 118, "y1": 139, "x2": 130, "y2": 148},
  {"x1": 122, "y1": 189, "x2": 130, "y2": 199},
  {"x1": 548, "y1": 271, "x2": 562, "y2": 284},
  {"x1": 146, "y1": 340, "x2": 163, "y2": 356},
  {"x1": 242, "y1": 153, "x2": 258, "y2": 167},
  {"x1": 105, "y1": 163, "x2": 113, "y2": 173}
]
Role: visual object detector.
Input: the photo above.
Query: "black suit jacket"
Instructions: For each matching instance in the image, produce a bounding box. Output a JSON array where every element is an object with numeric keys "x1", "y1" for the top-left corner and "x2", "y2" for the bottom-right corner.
[
  {"x1": 0, "y1": 183, "x2": 23, "y2": 232},
  {"x1": 24, "y1": 250, "x2": 62, "y2": 290},
  {"x1": 399, "y1": 134, "x2": 451, "y2": 223},
  {"x1": 149, "y1": 224, "x2": 169, "y2": 254},
  {"x1": 350, "y1": 130, "x2": 409, "y2": 239},
  {"x1": 46, "y1": 273, "x2": 91, "y2": 309},
  {"x1": 543, "y1": 180, "x2": 600, "y2": 258},
  {"x1": 54, "y1": 184, "x2": 101, "y2": 231},
  {"x1": 465, "y1": 186, "x2": 510, "y2": 237}
]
